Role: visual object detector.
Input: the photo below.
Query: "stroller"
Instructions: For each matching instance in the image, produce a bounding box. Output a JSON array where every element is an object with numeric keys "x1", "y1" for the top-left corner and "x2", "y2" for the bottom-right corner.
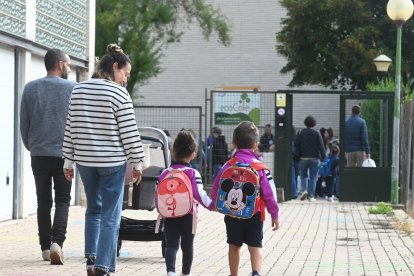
[{"x1": 117, "y1": 127, "x2": 171, "y2": 257}]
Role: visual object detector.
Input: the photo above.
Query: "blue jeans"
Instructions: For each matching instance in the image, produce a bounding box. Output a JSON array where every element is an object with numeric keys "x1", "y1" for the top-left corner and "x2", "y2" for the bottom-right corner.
[
  {"x1": 334, "y1": 175, "x2": 340, "y2": 197},
  {"x1": 77, "y1": 163, "x2": 126, "y2": 273},
  {"x1": 291, "y1": 160, "x2": 299, "y2": 198},
  {"x1": 299, "y1": 159, "x2": 320, "y2": 198}
]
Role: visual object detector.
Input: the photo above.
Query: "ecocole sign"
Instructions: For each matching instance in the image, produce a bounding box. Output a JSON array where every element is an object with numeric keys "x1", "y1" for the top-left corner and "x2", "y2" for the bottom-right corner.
[{"x1": 214, "y1": 93, "x2": 260, "y2": 125}]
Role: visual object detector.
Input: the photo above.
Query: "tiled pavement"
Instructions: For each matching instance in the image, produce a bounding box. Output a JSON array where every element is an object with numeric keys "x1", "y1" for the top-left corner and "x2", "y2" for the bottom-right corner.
[{"x1": 1, "y1": 199, "x2": 414, "y2": 276}]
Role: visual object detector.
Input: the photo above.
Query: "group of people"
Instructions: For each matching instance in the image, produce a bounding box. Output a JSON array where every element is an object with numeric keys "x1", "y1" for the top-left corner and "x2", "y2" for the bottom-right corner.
[
  {"x1": 20, "y1": 46, "x2": 280, "y2": 276},
  {"x1": 21, "y1": 45, "x2": 144, "y2": 275},
  {"x1": 292, "y1": 105, "x2": 371, "y2": 202},
  {"x1": 19, "y1": 42, "x2": 371, "y2": 276}
]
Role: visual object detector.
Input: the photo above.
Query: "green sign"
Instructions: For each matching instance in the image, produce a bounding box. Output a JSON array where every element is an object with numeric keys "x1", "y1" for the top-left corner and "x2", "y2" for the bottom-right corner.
[{"x1": 214, "y1": 93, "x2": 260, "y2": 125}]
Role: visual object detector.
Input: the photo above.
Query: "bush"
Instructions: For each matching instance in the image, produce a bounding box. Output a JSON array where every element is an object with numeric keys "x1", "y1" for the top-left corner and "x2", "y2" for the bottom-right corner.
[{"x1": 368, "y1": 201, "x2": 393, "y2": 214}]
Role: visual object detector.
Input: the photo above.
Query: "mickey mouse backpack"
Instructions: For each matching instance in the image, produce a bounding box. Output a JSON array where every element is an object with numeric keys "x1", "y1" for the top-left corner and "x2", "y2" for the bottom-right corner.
[{"x1": 215, "y1": 157, "x2": 268, "y2": 220}]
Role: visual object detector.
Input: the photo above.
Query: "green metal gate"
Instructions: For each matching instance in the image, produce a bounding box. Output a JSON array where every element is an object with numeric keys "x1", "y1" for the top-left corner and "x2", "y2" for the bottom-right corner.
[
  {"x1": 274, "y1": 90, "x2": 394, "y2": 202},
  {"x1": 339, "y1": 93, "x2": 394, "y2": 202}
]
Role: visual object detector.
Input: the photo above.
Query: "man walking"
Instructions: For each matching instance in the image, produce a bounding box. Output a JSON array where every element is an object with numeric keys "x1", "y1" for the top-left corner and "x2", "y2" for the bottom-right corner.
[
  {"x1": 20, "y1": 49, "x2": 76, "y2": 265},
  {"x1": 345, "y1": 105, "x2": 370, "y2": 167}
]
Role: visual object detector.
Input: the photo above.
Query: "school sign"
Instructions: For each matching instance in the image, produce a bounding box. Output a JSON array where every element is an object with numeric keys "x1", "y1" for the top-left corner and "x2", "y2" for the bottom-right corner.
[{"x1": 214, "y1": 93, "x2": 260, "y2": 125}]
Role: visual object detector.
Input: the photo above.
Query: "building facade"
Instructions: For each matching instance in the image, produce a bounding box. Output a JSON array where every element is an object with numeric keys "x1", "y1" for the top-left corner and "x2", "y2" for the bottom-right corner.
[
  {"x1": 0, "y1": 0, "x2": 95, "y2": 220},
  {"x1": 134, "y1": 0, "x2": 336, "y2": 142}
]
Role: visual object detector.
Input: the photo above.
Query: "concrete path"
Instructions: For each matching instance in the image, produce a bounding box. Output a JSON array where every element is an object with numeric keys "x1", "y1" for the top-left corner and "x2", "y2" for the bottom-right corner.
[{"x1": 1, "y1": 199, "x2": 414, "y2": 275}]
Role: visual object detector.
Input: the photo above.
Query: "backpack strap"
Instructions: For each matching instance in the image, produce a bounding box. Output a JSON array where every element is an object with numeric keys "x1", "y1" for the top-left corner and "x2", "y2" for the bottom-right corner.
[
  {"x1": 227, "y1": 157, "x2": 239, "y2": 166},
  {"x1": 227, "y1": 157, "x2": 269, "y2": 171}
]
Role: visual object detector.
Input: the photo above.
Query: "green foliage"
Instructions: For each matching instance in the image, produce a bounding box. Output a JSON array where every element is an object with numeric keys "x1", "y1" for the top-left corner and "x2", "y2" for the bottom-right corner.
[
  {"x1": 368, "y1": 201, "x2": 393, "y2": 214},
  {"x1": 96, "y1": 0, "x2": 231, "y2": 95},
  {"x1": 277, "y1": 0, "x2": 414, "y2": 90}
]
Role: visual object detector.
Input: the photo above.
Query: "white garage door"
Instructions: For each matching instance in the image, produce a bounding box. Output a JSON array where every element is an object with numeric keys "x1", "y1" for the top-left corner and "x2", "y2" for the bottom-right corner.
[{"x1": 0, "y1": 44, "x2": 15, "y2": 221}]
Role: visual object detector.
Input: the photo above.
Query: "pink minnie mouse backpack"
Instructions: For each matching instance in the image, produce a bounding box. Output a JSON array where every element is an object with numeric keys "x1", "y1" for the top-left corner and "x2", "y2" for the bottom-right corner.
[{"x1": 155, "y1": 167, "x2": 197, "y2": 233}]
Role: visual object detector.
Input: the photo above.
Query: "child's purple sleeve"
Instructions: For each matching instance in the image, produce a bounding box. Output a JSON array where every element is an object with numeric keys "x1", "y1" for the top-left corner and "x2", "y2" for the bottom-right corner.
[
  {"x1": 260, "y1": 169, "x2": 279, "y2": 220},
  {"x1": 209, "y1": 170, "x2": 223, "y2": 211}
]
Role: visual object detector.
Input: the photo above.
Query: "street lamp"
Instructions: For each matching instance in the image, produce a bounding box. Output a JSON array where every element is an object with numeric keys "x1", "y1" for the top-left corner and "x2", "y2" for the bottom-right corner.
[
  {"x1": 386, "y1": 0, "x2": 414, "y2": 204},
  {"x1": 373, "y1": 54, "x2": 392, "y2": 72}
]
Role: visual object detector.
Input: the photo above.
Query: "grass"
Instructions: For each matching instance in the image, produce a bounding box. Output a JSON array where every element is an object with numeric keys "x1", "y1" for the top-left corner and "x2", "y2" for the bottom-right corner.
[
  {"x1": 368, "y1": 202, "x2": 393, "y2": 215},
  {"x1": 393, "y1": 215, "x2": 413, "y2": 236},
  {"x1": 368, "y1": 202, "x2": 413, "y2": 236}
]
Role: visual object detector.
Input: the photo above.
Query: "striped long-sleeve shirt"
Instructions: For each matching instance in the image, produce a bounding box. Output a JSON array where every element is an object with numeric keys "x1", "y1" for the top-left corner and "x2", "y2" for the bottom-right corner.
[{"x1": 62, "y1": 79, "x2": 144, "y2": 170}]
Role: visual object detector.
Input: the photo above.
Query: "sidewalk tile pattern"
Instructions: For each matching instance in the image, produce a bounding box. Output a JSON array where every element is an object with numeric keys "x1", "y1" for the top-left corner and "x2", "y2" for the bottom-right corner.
[{"x1": 0, "y1": 200, "x2": 413, "y2": 275}]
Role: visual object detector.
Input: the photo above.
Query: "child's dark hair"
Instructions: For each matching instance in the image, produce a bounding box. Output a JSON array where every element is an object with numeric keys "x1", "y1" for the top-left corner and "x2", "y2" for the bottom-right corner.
[
  {"x1": 173, "y1": 130, "x2": 197, "y2": 160},
  {"x1": 331, "y1": 145, "x2": 340, "y2": 155},
  {"x1": 232, "y1": 121, "x2": 259, "y2": 149}
]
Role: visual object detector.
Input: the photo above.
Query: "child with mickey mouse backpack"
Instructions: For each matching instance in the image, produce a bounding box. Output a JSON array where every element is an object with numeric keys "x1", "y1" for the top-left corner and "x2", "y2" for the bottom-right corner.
[
  {"x1": 209, "y1": 121, "x2": 280, "y2": 276},
  {"x1": 157, "y1": 130, "x2": 212, "y2": 276}
]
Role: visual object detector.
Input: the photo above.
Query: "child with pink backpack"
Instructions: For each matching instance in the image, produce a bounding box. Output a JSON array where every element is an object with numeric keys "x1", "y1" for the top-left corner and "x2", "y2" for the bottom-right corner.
[{"x1": 156, "y1": 130, "x2": 212, "y2": 276}]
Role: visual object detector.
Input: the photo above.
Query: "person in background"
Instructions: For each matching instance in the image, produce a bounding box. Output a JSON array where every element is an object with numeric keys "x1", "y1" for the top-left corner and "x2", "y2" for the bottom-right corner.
[
  {"x1": 291, "y1": 126, "x2": 300, "y2": 199},
  {"x1": 187, "y1": 128, "x2": 206, "y2": 174},
  {"x1": 211, "y1": 131, "x2": 228, "y2": 180},
  {"x1": 325, "y1": 145, "x2": 340, "y2": 202},
  {"x1": 63, "y1": 44, "x2": 144, "y2": 276},
  {"x1": 315, "y1": 127, "x2": 330, "y2": 198},
  {"x1": 294, "y1": 115, "x2": 326, "y2": 202},
  {"x1": 345, "y1": 105, "x2": 370, "y2": 167},
  {"x1": 20, "y1": 48, "x2": 76, "y2": 265},
  {"x1": 258, "y1": 123, "x2": 275, "y2": 152}
]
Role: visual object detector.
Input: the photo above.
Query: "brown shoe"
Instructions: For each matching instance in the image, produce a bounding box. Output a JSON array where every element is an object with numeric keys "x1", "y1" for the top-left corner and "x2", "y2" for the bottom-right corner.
[{"x1": 50, "y1": 242, "x2": 64, "y2": 265}]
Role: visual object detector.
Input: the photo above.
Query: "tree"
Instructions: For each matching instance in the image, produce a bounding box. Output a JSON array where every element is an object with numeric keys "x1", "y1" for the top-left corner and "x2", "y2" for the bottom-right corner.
[
  {"x1": 96, "y1": 0, "x2": 231, "y2": 94},
  {"x1": 276, "y1": 0, "x2": 414, "y2": 90}
]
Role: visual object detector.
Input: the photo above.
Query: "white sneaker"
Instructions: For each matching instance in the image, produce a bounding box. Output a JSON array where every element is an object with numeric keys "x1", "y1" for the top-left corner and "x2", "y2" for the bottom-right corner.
[
  {"x1": 308, "y1": 197, "x2": 316, "y2": 202},
  {"x1": 167, "y1": 272, "x2": 176, "y2": 276},
  {"x1": 327, "y1": 197, "x2": 333, "y2": 202},
  {"x1": 42, "y1": 250, "x2": 50, "y2": 261},
  {"x1": 50, "y1": 242, "x2": 64, "y2": 265}
]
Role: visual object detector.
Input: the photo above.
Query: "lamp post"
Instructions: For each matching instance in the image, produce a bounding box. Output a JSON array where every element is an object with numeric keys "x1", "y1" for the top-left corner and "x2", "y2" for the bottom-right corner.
[
  {"x1": 373, "y1": 54, "x2": 392, "y2": 167},
  {"x1": 386, "y1": 0, "x2": 414, "y2": 205}
]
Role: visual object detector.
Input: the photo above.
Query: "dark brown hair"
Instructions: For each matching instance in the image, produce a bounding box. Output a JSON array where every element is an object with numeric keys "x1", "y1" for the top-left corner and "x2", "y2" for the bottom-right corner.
[
  {"x1": 173, "y1": 130, "x2": 197, "y2": 160},
  {"x1": 232, "y1": 121, "x2": 259, "y2": 149},
  {"x1": 304, "y1": 115, "x2": 316, "y2": 128},
  {"x1": 96, "y1": 44, "x2": 131, "y2": 81},
  {"x1": 352, "y1": 105, "x2": 361, "y2": 115}
]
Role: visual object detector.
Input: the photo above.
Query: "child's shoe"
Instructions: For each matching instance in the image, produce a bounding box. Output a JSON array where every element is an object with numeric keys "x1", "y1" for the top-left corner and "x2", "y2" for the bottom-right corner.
[
  {"x1": 167, "y1": 272, "x2": 176, "y2": 276},
  {"x1": 251, "y1": 271, "x2": 261, "y2": 276}
]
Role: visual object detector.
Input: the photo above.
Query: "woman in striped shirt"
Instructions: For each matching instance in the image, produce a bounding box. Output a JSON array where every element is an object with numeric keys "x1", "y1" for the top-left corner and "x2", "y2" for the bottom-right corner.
[{"x1": 63, "y1": 44, "x2": 144, "y2": 276}]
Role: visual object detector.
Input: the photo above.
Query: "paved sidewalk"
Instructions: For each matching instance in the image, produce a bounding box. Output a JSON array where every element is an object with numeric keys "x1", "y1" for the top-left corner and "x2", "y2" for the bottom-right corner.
[{"x1": 1, "y1": 199, "x2": 414, "y2": 275}]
